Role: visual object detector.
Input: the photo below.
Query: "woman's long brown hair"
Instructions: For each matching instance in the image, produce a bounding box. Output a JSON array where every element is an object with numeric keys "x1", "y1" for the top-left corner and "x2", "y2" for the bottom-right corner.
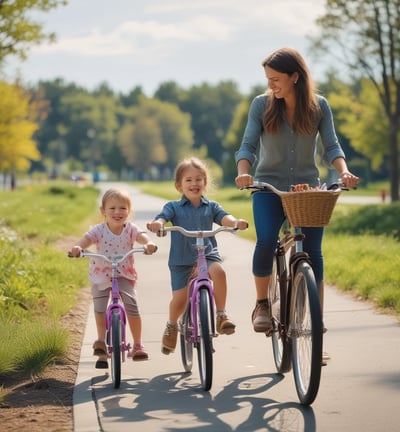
[{"x1": 262, "y1": 47, "x2": 321, "y2": 135}]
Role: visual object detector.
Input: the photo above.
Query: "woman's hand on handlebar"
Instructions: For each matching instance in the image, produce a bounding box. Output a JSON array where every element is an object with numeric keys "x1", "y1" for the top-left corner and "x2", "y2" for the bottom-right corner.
[
  {"x1": 235, "y1": 173, "x2": 254, "y2": 189},
  {"x1": 339, "y1": 172, "x2": 360, "y2": 189}
]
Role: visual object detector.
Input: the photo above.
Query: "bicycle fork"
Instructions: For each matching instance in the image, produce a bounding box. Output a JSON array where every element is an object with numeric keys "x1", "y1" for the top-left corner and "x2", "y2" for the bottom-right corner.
[
  {"x1": 188, "y1": 281, "x2": 216, "y2": 343},
  {"x1": 106, "y1": 278, "x2": 129, "y2": 357}
]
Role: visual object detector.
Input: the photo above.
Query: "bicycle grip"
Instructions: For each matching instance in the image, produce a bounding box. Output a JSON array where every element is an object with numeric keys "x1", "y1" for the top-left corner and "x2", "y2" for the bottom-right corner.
[{"x1": 157, "y1": 228, "x2": 167, "y2": 237}]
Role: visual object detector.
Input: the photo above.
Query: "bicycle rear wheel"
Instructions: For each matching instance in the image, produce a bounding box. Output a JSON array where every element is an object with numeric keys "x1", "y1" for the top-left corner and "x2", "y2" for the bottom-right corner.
[
  {"x1": 110, "y1": 309, "x2": 122, "y2": 389},
  {"x1": 180, "y1": 306, "x2": 193, "y2": 372},
  {"x1": 291, "y1": 261, "x2": 322, "y2": 405},
  {"x1": 197, "y1": 287, "x2": 213, "y2": 391},
  {"x1": 270, "y1": 254, "x2": 292, "y2": 373}
]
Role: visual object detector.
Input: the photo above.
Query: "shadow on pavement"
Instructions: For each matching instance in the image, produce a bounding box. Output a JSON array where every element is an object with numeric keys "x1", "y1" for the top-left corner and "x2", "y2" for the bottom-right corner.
[{"x1": 92, "y1": 372, "x2": 316, "y2": 431}]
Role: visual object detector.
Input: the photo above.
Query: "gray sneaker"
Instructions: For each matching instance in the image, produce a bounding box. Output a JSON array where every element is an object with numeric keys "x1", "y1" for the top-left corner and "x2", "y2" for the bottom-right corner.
[{"x1": 252, "y1": 301, "x2": 272, "y2": 334}]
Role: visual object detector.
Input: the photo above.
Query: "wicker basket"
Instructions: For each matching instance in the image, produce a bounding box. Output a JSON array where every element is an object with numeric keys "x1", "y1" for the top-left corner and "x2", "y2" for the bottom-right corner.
[{"x1": 281, "y1": 190, "x2": 340, "y2": 227}]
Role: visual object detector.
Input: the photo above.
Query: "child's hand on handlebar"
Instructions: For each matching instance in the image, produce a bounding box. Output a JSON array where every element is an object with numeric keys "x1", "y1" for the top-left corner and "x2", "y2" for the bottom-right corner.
[
  {"x1": 235, "y1": 219, "x2": 249, "y2": 231},
  {"x1": 69, "y1": 245, "x2": 82, "y2": 257},
  {"x1": 147, "y1": 220, "x2": 166, "y2": 236},
  {"x1": 144, "y1": 242, "x2": 158, "y2": 255}
]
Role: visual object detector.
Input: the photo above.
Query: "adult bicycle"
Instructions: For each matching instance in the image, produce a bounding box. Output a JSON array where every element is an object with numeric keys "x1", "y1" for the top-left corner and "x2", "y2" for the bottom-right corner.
[
  {"x1": 69, "y1": 246, "x2": 156, "y2": 389},
  {"x1": 243, "y1": 181, "x2": 344, "y2": 405},
  {"x1": 157, "y1": 225, "x2": 240, "y2": 391}
]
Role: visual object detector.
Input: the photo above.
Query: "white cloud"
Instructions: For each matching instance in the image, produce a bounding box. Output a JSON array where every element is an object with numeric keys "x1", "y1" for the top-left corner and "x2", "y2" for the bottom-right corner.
[
  {"x1": 4, "y1": 0, "x2": 327, "y2": 94},
  {"x1": 32, "y1": 16, "x2": 234, "y2": 57},
  {"x1": 31, "y1": 0, "x2": 323, "y2": 58}
]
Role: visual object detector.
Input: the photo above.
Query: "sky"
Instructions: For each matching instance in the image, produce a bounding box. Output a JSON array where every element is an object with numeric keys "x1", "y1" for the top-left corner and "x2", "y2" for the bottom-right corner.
[{"x1": 3, "y1": 0, "x2": 327, "y2": 96}]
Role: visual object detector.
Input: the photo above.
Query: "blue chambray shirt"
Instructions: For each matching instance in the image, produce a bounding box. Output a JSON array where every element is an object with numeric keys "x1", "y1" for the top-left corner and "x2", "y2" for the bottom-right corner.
[
  {"x1": 154, "y1": 196, "x2": 229, "y2": 266},
  {"x1": 235, "y1": 94, "x2": 346, "y2": 191}
]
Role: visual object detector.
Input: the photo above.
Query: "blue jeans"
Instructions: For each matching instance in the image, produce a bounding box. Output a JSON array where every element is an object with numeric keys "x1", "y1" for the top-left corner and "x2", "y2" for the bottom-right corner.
[{"x1": 252, "y1": 191, "x2": 324, "y2": 285}]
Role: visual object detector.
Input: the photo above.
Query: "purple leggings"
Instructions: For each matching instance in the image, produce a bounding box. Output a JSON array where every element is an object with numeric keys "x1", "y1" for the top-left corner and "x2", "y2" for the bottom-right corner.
[{"x1": 252, "y1": 191, "x2": 324, "y2": 285}]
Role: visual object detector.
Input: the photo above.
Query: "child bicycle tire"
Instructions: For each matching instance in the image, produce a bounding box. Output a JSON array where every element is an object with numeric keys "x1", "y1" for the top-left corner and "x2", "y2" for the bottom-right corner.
[
  {"x1": 110, "y1": 309, "x2": 122, "y2": 389},
  {"x1": 180, "y1": 306, "x2": 193, "y2": 372},
  {"x1": 197, "y1": 288, "x2": 213, "y2": 391}
]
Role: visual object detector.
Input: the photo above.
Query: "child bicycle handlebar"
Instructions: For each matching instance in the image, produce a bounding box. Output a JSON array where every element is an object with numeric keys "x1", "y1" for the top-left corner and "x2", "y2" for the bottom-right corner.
[
  {"x1": 67, "y1": 245, "x2": 157, "y2": 261},
  {"x1": 155, "y1": 225, "x2": 242, "y2": 238}
]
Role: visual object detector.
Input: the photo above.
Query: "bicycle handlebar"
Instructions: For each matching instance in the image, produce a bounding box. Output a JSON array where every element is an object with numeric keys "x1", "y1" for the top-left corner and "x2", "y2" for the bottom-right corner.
[
  {"x1": 67, "y1": 245, "x2": 157, "y2": 262},
  {"x1": 157, "y1": 225, "x2": 240, "y2": 238},
  {"x1": 242, "y1": 181, "x2": 349, "y2": 194}
]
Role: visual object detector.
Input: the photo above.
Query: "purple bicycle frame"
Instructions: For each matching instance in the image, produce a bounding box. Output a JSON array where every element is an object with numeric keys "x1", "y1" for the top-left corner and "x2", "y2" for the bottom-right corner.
[
  {"x1": 187, "y1": 235, "x2": 216, "y2": 344},
  {"x1": 106, "y1": 275, "x2": 129, "y2": 356}
]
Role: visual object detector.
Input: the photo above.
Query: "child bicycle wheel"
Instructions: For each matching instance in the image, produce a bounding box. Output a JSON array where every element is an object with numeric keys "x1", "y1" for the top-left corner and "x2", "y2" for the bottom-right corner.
[
  {"x1": 180, "y1": 306, "x2": 193, "y2": 372},
  {"x1": 110, "y1": 309, "x2": 122, "y2": 389},
  {"x1": 290, "y1": 261, "x2": 323, "y2": 405},
  {"x1": 197, "y1": 287, "x2": 213, "y2": 391}
]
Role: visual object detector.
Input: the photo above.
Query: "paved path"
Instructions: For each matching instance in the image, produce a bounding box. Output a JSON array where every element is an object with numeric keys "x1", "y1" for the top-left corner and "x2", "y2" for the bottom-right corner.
[{"x1": 73, "y1": 184, "x2": 400, "y2": 431}]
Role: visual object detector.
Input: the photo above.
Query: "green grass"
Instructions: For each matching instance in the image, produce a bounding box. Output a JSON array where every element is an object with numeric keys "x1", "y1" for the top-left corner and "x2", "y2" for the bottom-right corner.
[
  {"x1": 135, "y1": 180, "x2": 400, "y2": 318},
  {"x1": 0, "y1": 183, "x2": 99, "y2": 243},
  {"x1": 0, "y1": 182, "x2": 98, "y2": 383}
]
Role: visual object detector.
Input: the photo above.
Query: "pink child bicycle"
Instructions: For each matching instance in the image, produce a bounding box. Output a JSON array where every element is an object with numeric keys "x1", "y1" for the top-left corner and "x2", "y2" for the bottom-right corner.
[{"x1": 69, "y1": 246, "x2": 155, "y2": 388}]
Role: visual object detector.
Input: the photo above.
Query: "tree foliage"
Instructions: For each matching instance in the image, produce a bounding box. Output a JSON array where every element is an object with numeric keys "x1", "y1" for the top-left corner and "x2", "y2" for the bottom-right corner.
[
  {"x1": 0, "y1": 0, "x2": 67, "y2": 63},
  {"x1": 312, "y1": 0, "x2": 400, "y2": 201},
  {"x1": 328, "y1": 77, "x2": 389, "y2": 170},
  {"x1": 0, "y1": 81, "x2": 40, "y2": 172},
  {"x1": 117, "y1": 96, "x2": 192, "y2": 179}
]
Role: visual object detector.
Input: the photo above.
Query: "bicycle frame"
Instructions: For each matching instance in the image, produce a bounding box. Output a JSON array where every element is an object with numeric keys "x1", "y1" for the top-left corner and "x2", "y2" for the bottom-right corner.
[{"x1": 188, "y1": 235, "x2": 216, "y2": 343}]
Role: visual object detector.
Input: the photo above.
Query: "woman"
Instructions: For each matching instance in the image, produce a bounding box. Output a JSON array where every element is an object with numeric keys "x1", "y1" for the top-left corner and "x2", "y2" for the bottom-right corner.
[{"x1": 235, "y1": 47, "x2": 359, "y2": 338}]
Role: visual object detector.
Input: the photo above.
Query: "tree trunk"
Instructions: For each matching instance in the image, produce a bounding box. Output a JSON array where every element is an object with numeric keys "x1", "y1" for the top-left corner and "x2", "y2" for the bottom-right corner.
[{"x1": 389, "y1": 117, "x2": 399, "y2": 202}]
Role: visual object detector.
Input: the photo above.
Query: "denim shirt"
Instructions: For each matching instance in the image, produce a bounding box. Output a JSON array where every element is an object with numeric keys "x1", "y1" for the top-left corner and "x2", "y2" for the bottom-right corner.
[
  {"x1": 154, "y1": 196, "x2": 229, "y2": 266},
  {"x1": 235, "y1": 94, "x2": 345, "y2": 191}
]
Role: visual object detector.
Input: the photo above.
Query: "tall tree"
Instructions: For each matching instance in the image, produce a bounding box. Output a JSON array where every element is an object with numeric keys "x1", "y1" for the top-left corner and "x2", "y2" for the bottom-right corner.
[
  {"x1": 118, "y1": 97, "x2": 193, "y2": 178},
  {"x1": 312, "y1": 0, "x2": 400, "y2": 201},
  {"x1": 0, "y1": 0, "x2": 67, "y2": 63},
  {"x1": 0, "y1": 81, "x2": 40, "y2": 178}
]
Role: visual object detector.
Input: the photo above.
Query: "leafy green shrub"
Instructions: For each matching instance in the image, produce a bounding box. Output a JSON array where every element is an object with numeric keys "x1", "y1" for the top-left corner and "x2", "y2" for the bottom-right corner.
[
  {"x1": 329, "y1": 203, "x2": 400, "y2": 240},
  {"x1": 0, "y1": 239, "x2": 45, "y2": 319}
]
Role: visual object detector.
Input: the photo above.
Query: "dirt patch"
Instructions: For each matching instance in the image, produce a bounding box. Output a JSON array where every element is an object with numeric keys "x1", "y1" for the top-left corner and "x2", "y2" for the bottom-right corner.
[{"x1": 0, "y1": 287, "x2": 91, "y2": 432}]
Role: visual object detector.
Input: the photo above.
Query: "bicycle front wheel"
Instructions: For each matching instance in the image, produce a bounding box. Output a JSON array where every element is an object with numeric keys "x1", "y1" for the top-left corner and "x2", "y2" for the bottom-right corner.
[
  {"x1": 291, "y1": 261, "x2": 323, "y2": 405},
  {"x1": 180, "y1": 306, "x2": 193, "y2": 372},
  {"x1": 110, "y1": 309, "x2": 122, "y2": 389},
  {"x1": 270, "y1": 254, "x2": 292, "y2": 373},
  {"x1": 197, "y1": 287, "x2": 213, "y2": 391}
]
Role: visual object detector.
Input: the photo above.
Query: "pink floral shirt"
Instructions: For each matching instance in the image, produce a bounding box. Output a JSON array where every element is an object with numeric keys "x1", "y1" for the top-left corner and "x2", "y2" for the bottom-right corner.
[{"x1": 84, "y1": 222, "x2": 144, "y2": 288}]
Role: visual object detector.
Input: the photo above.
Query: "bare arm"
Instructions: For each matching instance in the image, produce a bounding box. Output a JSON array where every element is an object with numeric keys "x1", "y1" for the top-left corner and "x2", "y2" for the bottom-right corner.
[
  {"x1": 136, "y1": 231, "x2": 157, "y2": 254},
  {"x1": 221, "y1": 214, "x2": 248, "y2": 230},
  {"x1": 70, "y1": 235, "x2": 92, "y2": 257}
]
